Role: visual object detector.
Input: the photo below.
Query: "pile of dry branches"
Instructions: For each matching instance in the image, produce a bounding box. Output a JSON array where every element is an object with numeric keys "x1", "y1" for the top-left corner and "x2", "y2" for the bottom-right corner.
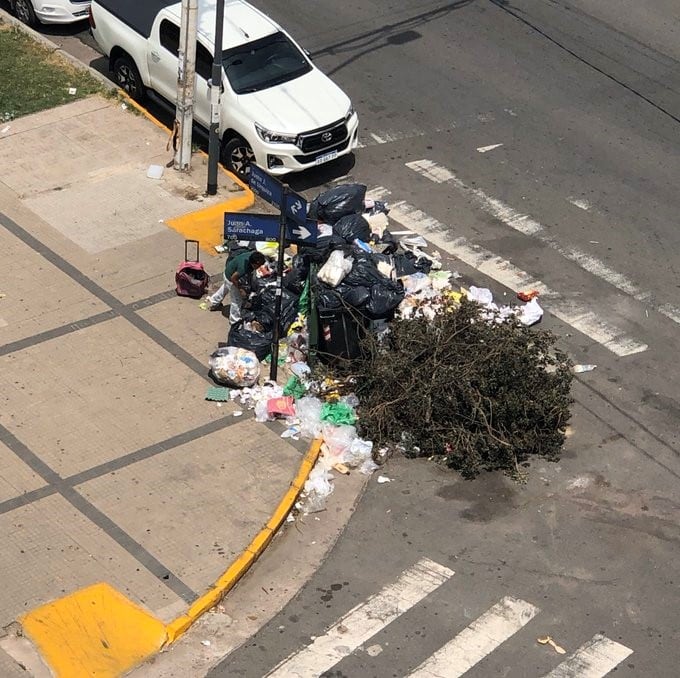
[{"x1": 352, "y1": 298, "x2": 574, "y2": 479}]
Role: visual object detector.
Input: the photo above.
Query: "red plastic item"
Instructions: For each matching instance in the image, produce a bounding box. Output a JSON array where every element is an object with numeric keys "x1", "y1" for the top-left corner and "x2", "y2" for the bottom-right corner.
[{"x1": 517, "y1": 290, "x2": 540, "y2": 302}]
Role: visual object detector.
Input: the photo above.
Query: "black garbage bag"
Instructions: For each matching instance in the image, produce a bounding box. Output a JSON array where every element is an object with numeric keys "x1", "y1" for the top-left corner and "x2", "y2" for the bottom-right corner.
[
  {"x1": 343, "y1": 252, "x2": 388, "y2": 288},
  {"x1": 227, "y1": 321, "x2": 272, "y2": 361},
  {"x1": 308, "y1": 184, "x2": 367, "y2": 224},
  {"x1": 365, "y1": 199, "x2": 389, "y2": 216},
  {"x1": 298, "y1": 233, "x2": 345, "y2": 264},
  {"x1": 337, "y1": 283, "x2": 371, "y2": 308},
  {"x1": 363, "y1": 281, "x2": 405, "y2": 319},
  {"x1": 393, "y1": 251, "x2": 432, "y2": 277},
  {"x1": 249, "y1": 284, "x2": 299, "y2": 335},
  {"x1": 283, "y1": 254, "x2": 309, "y2": 295},
  {"x1": 378, "y1": 229, "x2": 398, "y2": 255},
  {"x1": 332, "y1": 214, "x2": 371, "y2": 244}
]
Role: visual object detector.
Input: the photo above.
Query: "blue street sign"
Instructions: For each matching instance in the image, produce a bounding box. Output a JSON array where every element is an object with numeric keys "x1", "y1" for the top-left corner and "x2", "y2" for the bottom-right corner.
[
  {"x1": 224, "y1": 212, "x2": 280, "y2": 242},
  {"x1": 249, "y1": 165, "x2": 283, "y2": 209},
  {"x1": 284, "y1": 190, "x2": 307, "y2": 226},
  {"x1": 285, "y1": 218, "x2": 318, "y2": 245}
]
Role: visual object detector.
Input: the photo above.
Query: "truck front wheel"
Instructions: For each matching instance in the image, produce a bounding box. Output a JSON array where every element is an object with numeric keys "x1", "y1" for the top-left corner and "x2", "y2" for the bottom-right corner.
[
  {"x1": 113, "y1": 56, "x2": 145, "y2": 102},
  {"x1": 12, "y1": 0, "x2": 37, "y2": 27},
  {"x1": 220, "y1": 136, "x2": 255, "y2": 179}
]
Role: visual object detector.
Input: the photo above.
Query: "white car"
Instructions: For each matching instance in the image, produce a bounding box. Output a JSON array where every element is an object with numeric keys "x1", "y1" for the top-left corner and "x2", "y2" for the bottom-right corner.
[
  {"x1": 89, "y1": 0, "x2": 359, "y2": 177},
  {"x1": 9, "y1": 0, "x2": 90, "y2": 27}
]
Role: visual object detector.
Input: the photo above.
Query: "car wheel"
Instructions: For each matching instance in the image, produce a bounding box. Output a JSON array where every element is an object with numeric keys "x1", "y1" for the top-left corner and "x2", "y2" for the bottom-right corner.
[
  {"x1": 12, "y1": 0, "x2": 38, "y2": 27},
  {"x1": 112, "y1": 56, "x2": 145, "y2": 102},
  {"x1": 220, "y1": 136, "x2": 255, "y2": 179}
]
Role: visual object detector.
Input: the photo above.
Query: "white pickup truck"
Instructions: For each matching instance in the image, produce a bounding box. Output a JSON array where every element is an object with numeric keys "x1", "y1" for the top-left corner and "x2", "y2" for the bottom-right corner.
[{"x1": 89, "y1": 0, "x2": 359, "y2": 177}]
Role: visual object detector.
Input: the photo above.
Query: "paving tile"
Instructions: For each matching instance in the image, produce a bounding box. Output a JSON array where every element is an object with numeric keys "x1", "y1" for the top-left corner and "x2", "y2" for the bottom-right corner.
[
  {"x1": 76, "y1": 420, "x2": 300, "y2": 594},
  {"x1": 0, "y1": 441, "x2": 45, "y2": 504},
  {"x1": 0, "y1": 317, "x2": 221, "y2": 476},
  {"x1": 0, "y1": 226, "x2": 108, "y2": 346},
  {"x1": 0, "y1": 494, "x2": 183, "y2": 625}
]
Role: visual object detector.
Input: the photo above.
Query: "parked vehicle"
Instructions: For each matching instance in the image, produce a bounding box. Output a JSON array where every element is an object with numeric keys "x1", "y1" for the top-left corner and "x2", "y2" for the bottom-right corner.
[
  {"x1": 9, "y1": 0, "x2": 90, "y2": 27},
  {"x1": 89, "y1": 0, "x2": 359, "y2": 177}
]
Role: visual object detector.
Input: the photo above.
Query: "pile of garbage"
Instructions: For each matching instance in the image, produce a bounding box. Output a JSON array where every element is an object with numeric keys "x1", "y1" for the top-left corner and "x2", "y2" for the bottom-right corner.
[
  {"x1": 211, "y1": 363, "x2": 380, "y2": 514},
  {"x1": 205, "y1": 182, "x2": 554, "y2": 499}
]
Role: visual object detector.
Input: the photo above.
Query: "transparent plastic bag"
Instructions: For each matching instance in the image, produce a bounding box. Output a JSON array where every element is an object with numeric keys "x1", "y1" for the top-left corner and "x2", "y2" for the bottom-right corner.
[
  {"x1": 296, "y1": 396, "x2": 323, "y2": 439},
  {"x1": 209, "y1": 347, "x2": 260, "y2": 388}
]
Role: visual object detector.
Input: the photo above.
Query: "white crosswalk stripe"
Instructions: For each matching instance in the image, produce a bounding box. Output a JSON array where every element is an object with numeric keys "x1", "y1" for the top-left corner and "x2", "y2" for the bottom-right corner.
[
  {"x1": 405, "y1": 158, "x2": 680, "y2": 327},
  {"x1": 367, "y1": 187, "x2": 648, "y2": 357},
  {"x1": 541, "y1": 634, "x2": 634, "y2": 677},
  {"x1": 256, "y1": 556, "x2": 633, "y2": 678},
  {"x1": 264, "y1": 558, "x2": 454, "y2": 678},
  {"x1": 408, "y1": 596, "x2": 540, "y2": 677}
]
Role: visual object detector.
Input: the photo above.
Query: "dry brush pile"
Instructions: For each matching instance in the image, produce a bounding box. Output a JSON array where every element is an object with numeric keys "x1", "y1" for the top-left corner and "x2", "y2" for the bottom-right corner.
[{"x1": 350, "y1": 298, "x2": 574, "y2": 479}]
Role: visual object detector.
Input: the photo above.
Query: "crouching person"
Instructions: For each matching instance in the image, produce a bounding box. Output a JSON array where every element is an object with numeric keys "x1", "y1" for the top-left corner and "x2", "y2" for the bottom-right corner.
[{"x1": 208, "y1": 251, "x2": 266, "y2": 323}]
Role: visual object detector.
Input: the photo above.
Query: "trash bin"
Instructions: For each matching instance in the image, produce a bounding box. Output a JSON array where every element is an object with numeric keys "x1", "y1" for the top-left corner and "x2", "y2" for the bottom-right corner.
[{"x1": 316, "y1": 306, "x2": 367, "y2": 365}]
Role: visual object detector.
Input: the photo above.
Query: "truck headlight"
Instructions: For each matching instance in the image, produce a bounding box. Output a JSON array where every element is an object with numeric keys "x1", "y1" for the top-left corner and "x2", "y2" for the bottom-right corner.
[
  {"x1": 255, "y1": 123, "x2": 297, "y2": 144},
  {"x1": 345, "y1": 105, "x2": 355, "y2": 122}
]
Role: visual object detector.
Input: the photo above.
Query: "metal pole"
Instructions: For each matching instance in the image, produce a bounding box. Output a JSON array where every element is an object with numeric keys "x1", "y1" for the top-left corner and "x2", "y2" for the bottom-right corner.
[
  {"x1": 269, "y1": 186, "x2": 288, "y2": 381},
  {"x1": 174, "y1": 0, "x2": 198, "y2": 171},
  {"x1": 207, "y1": 0, "x2": 225, "y2": 195}
]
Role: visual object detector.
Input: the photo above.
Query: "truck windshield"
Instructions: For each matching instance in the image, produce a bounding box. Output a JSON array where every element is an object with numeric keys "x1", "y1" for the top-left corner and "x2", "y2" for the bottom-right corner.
[{"x1": 222, "y1": 31, "x2": 312, "y2": 94}]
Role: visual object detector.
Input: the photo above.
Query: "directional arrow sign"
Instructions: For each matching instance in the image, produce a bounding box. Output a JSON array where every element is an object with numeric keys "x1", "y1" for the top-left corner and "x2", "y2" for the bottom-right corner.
[
  {"x1": 285, "y1": 218, "x2": 318, "y2": 245},
  {"x1": 284, "y1": 190, "x2": 308, "y2": 226},
  {"x1": 224, "y1": 212, "x2": 280, "y2": 242},
  {"x1": 248, "y1": 164, "x2": 283, "y2": 209}
]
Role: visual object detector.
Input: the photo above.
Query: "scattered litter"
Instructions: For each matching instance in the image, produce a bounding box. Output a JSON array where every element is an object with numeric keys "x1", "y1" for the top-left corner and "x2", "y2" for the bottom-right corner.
[
  {"x1": 201, "y1": 640, "x2": 211, "y2": 647},
  {"x1": 147, "y1": 164, "x2": 164, "y2": 180},
  {"x1": 537, "y1": 636, "x2": 566, "y2": 654},
  {"x1": 572, "y1": 364, "x2": 596, "y2": 373},
  {"x1": 366, "y1": 644, "x2": 383, "y2": 657},
  {"x1": 0, "y1": 126, "x2": 10, "y2": 134},
  {"x1": 517, "y1": 289, "x2": 540, "y2": 302},
  {"x1": 477, "y1": 143, "x2": 504, "y2": 153},
  {"x1": 205, "y1": 386, "x2": 231, "y2": 402},
  {"x1": 285, "y1": 513, "x2": 295, "y2": 523},
  {"x1": 267, "y1": 396, "x2": 296, "y2": 417},
  {"x1": 301, "y1": 464, "x2": 334, "y2": 513},
  {"x1": 121, "y1": 102, "x2": 127, "y2": 110},
  {"x1": 377, "y1": 475, "x2": 392, "y2": 484},
  {"x1": 68, "y1": 87, "x2": 77, "y2": 95},
  {"x1": 332, "y1": 462, "x2": 350, "y2": 475},
  {"x1": 232, "y1": 410, "x2": 243, "y2": 417}
]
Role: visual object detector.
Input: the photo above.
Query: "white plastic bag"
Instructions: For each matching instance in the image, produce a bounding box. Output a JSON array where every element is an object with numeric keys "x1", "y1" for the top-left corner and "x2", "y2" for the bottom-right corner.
[
  {"x1": 468, "y1": 286, "x2": 494, "y2": 306},
  {"x1": 519, "y1": 298, "x2": 543, "y2": 326},
  {"x1": 345, "y1": 437, "x2": 373, "y2": 468},
  {"x1": 296, "y1": 396, "x2": 323, "y2": 439},
  {"x1": 302, "y1": 464, "x2": 334, "y2": 513},
  {"x1": 209, "y1": 347, "x2": 260, "y2": 388},
  {"x1": 321, "y1": 424, "x2": 357, "y2": 465},
  {"x1": 402, "y1": 272, "x2": 432, "y2": 294},
  {"x1": 317, "y1": 250, "x2": 353, "y2": 287}
]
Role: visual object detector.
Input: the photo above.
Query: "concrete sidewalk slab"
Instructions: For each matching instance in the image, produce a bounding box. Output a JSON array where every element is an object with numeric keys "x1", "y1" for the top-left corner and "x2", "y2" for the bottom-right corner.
[{"x1": 0, "y1": 90, "x2": 329, "y2": 677}]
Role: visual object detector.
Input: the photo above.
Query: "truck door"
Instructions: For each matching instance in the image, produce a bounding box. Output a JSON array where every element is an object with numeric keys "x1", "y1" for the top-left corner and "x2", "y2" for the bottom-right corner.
[
  {"x1": 147, "y1": 17, "x2": 181, "y2": 104},
  {"x1": 193, "y1": 42, "x2": 214, "y2": 130}
]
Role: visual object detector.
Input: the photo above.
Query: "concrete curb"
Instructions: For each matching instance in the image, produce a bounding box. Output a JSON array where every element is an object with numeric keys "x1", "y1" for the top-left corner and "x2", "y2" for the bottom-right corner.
[
  {"x1": 17, "y1": 438, "x2": 322, "y2": 676},
  {"x1": 165, "y1": 437, "x2": 322, "y2": 643}
]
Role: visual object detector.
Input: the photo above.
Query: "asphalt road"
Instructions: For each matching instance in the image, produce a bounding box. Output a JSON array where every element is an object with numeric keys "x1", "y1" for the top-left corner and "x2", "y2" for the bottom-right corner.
[{"x1": 34, "y1": 1, "x2": 680, "y2": 675}]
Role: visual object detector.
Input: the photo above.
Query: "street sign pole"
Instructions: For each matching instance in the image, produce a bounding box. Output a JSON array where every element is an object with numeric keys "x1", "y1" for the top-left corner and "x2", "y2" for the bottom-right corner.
[{"x1": 270, "y1": 185, "x2": 288, "y2": 381}]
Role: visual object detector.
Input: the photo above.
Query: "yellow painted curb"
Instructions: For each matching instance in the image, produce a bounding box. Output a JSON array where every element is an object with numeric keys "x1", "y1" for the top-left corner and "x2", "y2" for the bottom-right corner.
[
  {"x1": 19, "y1": 582, "x2": 167, "y2": 678},
  {"x1": 165, "y1": 437, "x2": 322, "y2": 643},
  {"x1": 116, "y1": 91, "x2": 255, "y2": 253},
  {"x1": 18, "y1": 438, "x2": 322, "y2": 675}
]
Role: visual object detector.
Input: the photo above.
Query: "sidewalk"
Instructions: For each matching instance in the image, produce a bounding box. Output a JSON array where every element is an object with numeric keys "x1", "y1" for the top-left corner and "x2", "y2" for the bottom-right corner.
[{"x1": 0, "y1": 93, "x2": 324, "y2": 677}]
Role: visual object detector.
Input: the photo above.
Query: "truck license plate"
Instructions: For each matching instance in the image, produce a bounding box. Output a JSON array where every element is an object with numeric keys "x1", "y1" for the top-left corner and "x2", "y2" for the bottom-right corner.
[{"x1": 315, "y1": 150, "x2": 338, "y2": 165}]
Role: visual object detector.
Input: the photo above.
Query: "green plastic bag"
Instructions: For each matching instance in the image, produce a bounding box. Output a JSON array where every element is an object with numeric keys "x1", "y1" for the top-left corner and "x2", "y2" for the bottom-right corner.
[
  {"x1": 283, "y1": 376, "x2": 307, "y2": 400},
  {"x1": 320, "y1": 401, "x2": 356, "y2": 426}
]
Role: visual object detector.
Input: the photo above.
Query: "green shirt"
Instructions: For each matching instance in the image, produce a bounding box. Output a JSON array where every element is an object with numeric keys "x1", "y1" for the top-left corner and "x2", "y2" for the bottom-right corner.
[{"x1": 225, "y1": 250, "x2": 252, "y2": 281}]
